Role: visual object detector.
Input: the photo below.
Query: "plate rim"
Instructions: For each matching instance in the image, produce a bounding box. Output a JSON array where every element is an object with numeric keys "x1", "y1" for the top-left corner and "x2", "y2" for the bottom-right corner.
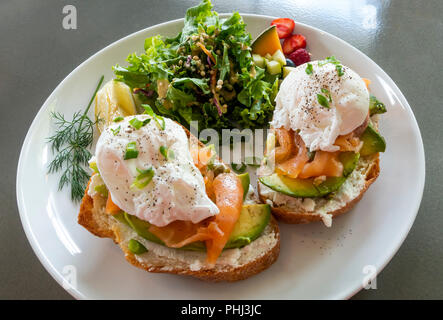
[{"x1": 16, "y1": 13, "x2": 426, "y2": 300}]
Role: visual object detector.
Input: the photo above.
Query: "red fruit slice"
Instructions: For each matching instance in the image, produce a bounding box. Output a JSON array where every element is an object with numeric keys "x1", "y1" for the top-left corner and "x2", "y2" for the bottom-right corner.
[
  {"x1": 282, "y1": 34, "x2": 307, "y2": 55},
  {"x1": 288, "y1": 48, "x2": 311, "y2": 66},
  {"x1": 271, "y1": 18, "x2": 295, "y2": 39}
]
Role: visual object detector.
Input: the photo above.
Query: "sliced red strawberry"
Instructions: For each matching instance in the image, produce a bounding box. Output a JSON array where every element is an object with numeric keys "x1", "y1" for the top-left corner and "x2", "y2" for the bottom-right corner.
[
  {"x1": 271, "y1": 18, "x2": 295, "y2": 39},
  {"x1": 288, "y1": 48, "x2": 311, "y2": 66},
  {"x1": 282, "y1": 34, "x2": 307, "y2": 55}
]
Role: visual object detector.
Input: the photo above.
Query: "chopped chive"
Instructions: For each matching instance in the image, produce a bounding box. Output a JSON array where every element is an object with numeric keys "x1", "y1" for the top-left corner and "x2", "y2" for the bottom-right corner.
[
  {"x1": 113, "y1": 116, "x2": 124, "y2": 122},
  {"x1": 305, "y1": 63, "x2": 313, "y2": 75},
  {"x1": 317, "y1": 94, "x2": 330, "y2": 108},
  {"x1": 93, "y1": 184, "x2": 108, "y2": 197},
  {"x1": 129, "y1": 117, "x2": 143, "y2": 129},
  {"x1": 129, "y1": 117, "x2": 151, "y2": 130},
  {"x1": 128, "y1": 239, "x2": 147, "y2": 254},
  {"x1": 159, "y1": 146, "x2": 174, "y2": 160},
  {"x1": 321, "y1": 88, "x2": 332, "y2": 102},
  {"x1": 89, "y1": 161, "x2": 99, "y2": 174},
  {"x1": 124, "y1": 141, "x2": 139, "y2": 160},
  {"x1": 336, "y1": 64, "x2": 344, "y2": 76},
  {"x1": 160, "y1": 146, "x2": 168, "y2": 159},
  {"x1": 231, "y1": 162, "x2": 247, "y2": 174},
  {"x1": 110, "y1": 125, "x2": 121, "y2": 136},
  {"x1": 318, "y1": 56, "x2": 344, "y2": 77},
  {"x1": 131, "y1": 167, "x2": 154, "y2": 189},
  {"x1": 319, "y1": 56, "x2": 340, "y2": 66}
]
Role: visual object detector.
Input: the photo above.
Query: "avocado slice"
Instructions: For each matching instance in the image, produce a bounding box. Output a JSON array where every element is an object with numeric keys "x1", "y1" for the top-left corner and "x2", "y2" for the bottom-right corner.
[
  {"x1": 237, "y1": 172, "x2": 250, "y2": 200},
  {"x1": 113, "y1": 211, "x2": 128, "y2": 225},
  {"x1": 259, "y1": 152, "x2": 360, "y2": 198},
  {"x1": 360, "y1": 123, "x2": 386, "y2": 156},
  {"x1": 117, "y1": 203, "x2": 270, "y2": 251},
  {"x1": 340, "y1": 151, "x2": 360, "y2": 176},
  {"x1": 124, "y1": 212, "x2": 164, "y2": 245},
  {"x1": 260, "y1": 173, "x2": 346, "y2": 198},
  {"x1": 225, "y1": 204, "x2": 271, "y2": 248}
]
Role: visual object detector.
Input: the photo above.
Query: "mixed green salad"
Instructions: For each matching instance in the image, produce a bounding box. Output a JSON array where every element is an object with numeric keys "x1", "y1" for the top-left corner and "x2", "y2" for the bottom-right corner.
[{"x1": 113, "y1": 0, "x2": 279, "y2": 134}]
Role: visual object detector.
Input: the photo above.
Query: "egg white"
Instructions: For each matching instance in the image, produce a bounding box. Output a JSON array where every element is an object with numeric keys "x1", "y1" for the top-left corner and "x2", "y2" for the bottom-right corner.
[
  {"x1": 95, "y1": 115, "x2": 219, "y2": 227},
  {"x1": 272, "y1": 60, "x2": 369, "y2": 152}
]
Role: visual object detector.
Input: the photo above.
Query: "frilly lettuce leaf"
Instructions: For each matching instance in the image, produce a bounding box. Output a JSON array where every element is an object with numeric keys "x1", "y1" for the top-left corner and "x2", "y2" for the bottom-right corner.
[{"x1": 113, "y1": 0, "x2": 278, "y2": 135}]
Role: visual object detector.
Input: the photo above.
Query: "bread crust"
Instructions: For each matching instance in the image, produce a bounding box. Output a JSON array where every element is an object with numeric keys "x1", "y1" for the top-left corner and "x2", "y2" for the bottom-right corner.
[
  {"x1": 115, "y1": 217, "x2": 280, "y2": 282},
  {"x1": 258, "y1": 154, "x2": 380, "y2": 224},
  {"x1": 78, "y1": 125, "x2": 280, "y2": 282},
  {"x1": 78, "y1": 188, "x2": 280, "y2": 282}
]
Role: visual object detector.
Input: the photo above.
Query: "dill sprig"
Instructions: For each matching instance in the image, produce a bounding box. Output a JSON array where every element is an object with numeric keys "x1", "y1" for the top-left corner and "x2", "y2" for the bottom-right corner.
[{"x1": 47, "y1": 75, "x2": 104, "y2": 202}]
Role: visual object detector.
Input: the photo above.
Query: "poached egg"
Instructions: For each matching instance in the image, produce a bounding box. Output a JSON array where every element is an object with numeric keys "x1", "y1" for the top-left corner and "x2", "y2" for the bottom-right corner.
[
  {"x1": 95, "y1": 115, "x2": 219, "y2": 227},
  {"x1": 271, "y1": 60, "x2": 369, "y2": 152}
]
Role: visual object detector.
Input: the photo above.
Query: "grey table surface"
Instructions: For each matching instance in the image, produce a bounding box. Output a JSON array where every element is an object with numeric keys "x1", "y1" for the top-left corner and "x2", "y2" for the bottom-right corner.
[{"x1": 1, "y1": 0, "x2": 442, "y2": 299}]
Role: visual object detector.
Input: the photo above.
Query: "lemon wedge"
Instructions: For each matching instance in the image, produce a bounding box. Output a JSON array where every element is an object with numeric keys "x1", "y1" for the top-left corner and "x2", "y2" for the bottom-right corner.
[{"x1": 95, "y1": 80, "x2": 137, "y2": 132}]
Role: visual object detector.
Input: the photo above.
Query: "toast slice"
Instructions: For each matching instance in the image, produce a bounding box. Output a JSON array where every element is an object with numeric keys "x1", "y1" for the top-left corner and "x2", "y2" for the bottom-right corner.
[
  {"x1": 258, "y1": 118, "x2": 381, "y2": 226},
  {"x1": 258, "y1": 154, "x2": 379, "y2": 226},
  {"x1": 78, "y1": 126, "x2": 280, "y2": 282}
]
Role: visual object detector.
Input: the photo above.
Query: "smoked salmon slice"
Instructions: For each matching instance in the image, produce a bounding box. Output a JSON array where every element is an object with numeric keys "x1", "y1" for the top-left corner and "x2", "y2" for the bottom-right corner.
[
  {"x1": 148, "y1": 173, "x2": 244, "y2": 265},
  {"x1": 270, "y1": 128, "x2": 345, "y2": 179},
  {"x1": 148, "y1": 219, "x2": 221, "y2": 248},
  {"x1": 275, "y1": 133, "x2": 309, "y2": 178},
  {"x1": 190, "y1": 144, "x2": 216, "y2": 171},
  {"x1": 298, "y1": 151, "x2": 343, "y2": 179},
  {"x1": 105, "y1": 193, "x2": 121, "y2": 214},
  {"x1": 269, "y1": 128, "x2": 295, "y2": 163},
  {"x1": 205, "y1": 173, "x2": 243, "y2": 265},
  {"x1": 334, "y1": 133, "x2": 363, "y2": 152}
]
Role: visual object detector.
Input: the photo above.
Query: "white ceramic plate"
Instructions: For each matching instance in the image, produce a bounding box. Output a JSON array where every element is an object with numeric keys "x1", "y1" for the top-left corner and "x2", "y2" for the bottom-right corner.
[{"x1": 16, "y1": 14, "x2": 425, "y2": 299}]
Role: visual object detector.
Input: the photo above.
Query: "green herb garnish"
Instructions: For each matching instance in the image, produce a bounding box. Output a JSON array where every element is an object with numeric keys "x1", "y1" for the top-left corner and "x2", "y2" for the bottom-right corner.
[
  {"x1": 47, "y1": 75, "x2": 104, "y2": 202},
  {"x1": 317, "y1": 94, "x2": 330, "y2": 108},
  {"x1": 110, "y1": 125, "x2": 121, "y2": 136},
  {"x1": 131, "y1": 167, "x2": 155, "y2": 189},
  {"x1": 336, "y1": 64, "x2": 344, "y2": 76},
  {"x1": 124, "y1": 141, "x2": 139, "y2": 160},
  {"x1": 89, "y1": 161, "x2": 99, "y2": 174},
  {"x1": 319, "y1": 56, "x2": 344, "y2": 76},
  {"x1": 129, "y1": 117, "x2": 151, "y2": 130},
  {"x1": 319, "y1": 56, "x2": 340, "y2": 66},
  {"x1": 321, "y1": 88, "x2": 332, "y2": 102},
  {"x1": 159, "y1": 146, "x2": 174, "y2": 160},
  {"x1": 113, "y1": 116, "x2": 124, "y2": 122},
  {"x1": 305, "y1": 63, "x2": 313, "y2": 75},
  {"x1": 94, "y1": 184, "x2": 108, "y2": 197}
]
